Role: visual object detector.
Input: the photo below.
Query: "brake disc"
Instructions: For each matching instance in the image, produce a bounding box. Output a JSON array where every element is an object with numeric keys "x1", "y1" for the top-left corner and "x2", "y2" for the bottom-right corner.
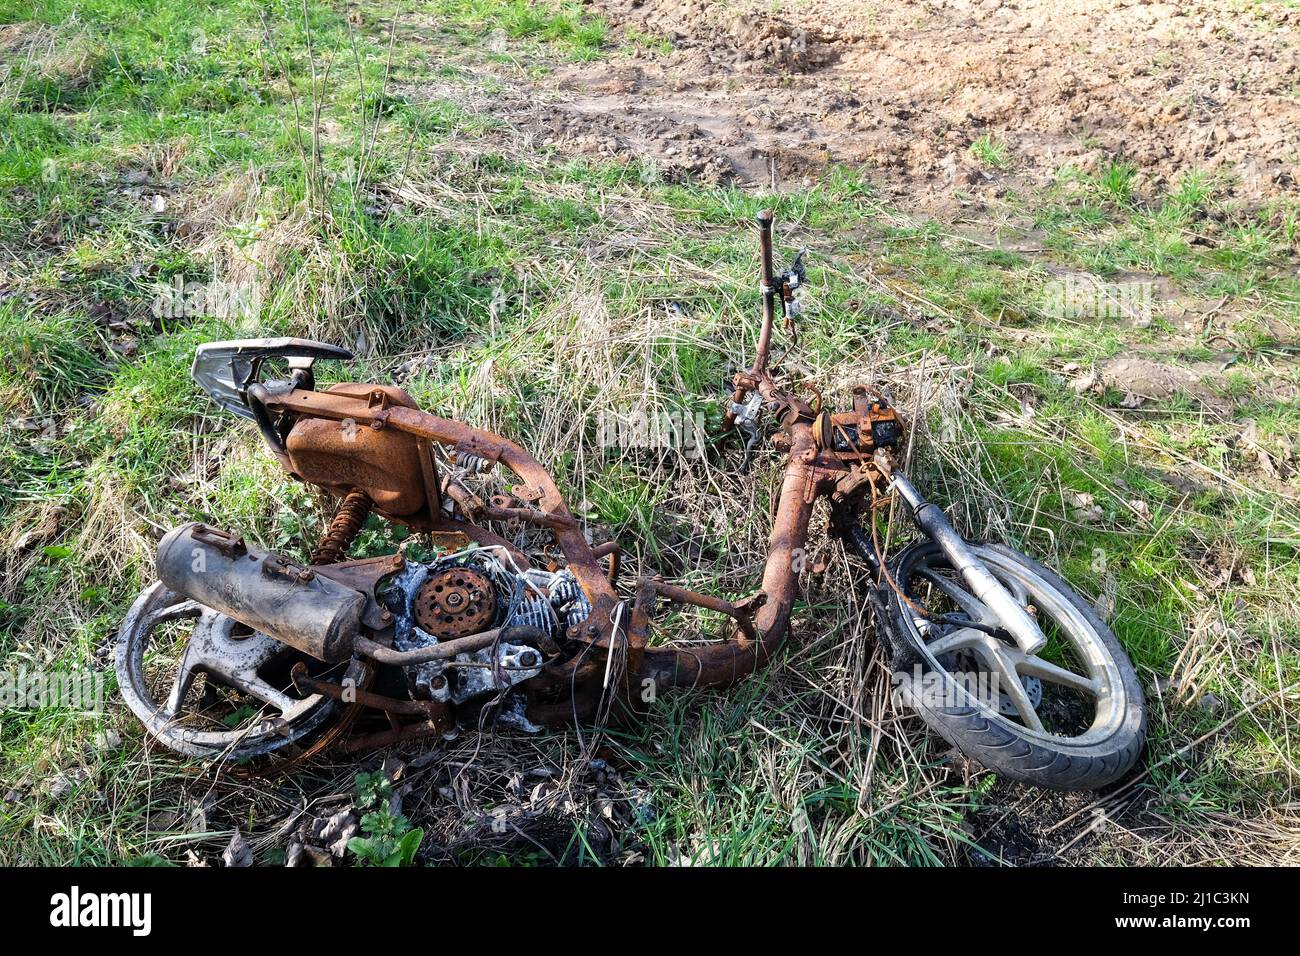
[{"x1": 943, "y1": 646, "x2": 1044, "y2": 717}]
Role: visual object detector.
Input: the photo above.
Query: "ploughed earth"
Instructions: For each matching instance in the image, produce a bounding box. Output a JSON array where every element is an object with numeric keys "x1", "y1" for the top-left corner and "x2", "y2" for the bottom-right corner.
[{"x1": 519, "y1": 0, "x2": 1298, "y2": 211}]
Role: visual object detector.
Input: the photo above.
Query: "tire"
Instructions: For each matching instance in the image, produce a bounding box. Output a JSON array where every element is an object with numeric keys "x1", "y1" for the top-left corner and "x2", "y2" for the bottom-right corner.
[
  {"x1": 116, "y1": 581, "x2": 351, "y2": 760},
  {"x1": 875, "y1": 541, "x2": 1146, "y2": 790}
]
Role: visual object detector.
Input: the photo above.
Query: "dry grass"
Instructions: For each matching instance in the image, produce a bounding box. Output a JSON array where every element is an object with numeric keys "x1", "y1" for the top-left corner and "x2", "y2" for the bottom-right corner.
[{"x1": 1, "y1": 0, "x2": 1297, "y2": 867}]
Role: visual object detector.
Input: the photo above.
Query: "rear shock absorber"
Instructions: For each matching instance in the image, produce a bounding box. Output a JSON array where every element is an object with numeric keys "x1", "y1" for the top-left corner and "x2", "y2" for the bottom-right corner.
[{"x1": 311, "y1": 488, "x2": 373, "y2": 565}]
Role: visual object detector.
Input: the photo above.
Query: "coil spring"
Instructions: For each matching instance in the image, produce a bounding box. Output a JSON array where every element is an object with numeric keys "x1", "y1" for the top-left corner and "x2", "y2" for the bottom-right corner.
[{"x1": 310, "y1": 488, "x2": 373, "y2": 565}]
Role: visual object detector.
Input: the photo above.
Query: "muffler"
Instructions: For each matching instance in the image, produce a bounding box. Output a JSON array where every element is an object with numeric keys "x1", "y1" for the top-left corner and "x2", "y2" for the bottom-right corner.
[{"x1": 156, "y1": 522, "x2": 365, "y2": 662}]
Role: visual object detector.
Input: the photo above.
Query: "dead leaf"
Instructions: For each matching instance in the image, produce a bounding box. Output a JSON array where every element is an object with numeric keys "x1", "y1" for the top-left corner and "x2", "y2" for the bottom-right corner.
[
  {"x1": 596, "y1": 795, "x2": 615, "y2": 820},
  {"x1": 222, "y1": 830, "x2": 252, "y2": 867},
  {"x1": 186, "y1": 793, "x2": 215, "y2": 832},
  {"x1": 1065, "y1": 490, "x2": 1103, "y2": 523},
  {"x1": 380, "y1": 756, "x2": 405, "y2": 784},
  {"x1": 1238, "y1": 420, "x2": 1277, "y2": 477},
  {"x1": 319, "y1": 810, "x2": 359, "y2": 858},
  {"x1": 303, "y1": 845, "x2": 333, "y2": 867},
  {"x1": 14, "y1": 508, "x2": 64, "y2": 552},
  {"x1": 45, "y1": 766, "x2": 90, "y2": 800}
]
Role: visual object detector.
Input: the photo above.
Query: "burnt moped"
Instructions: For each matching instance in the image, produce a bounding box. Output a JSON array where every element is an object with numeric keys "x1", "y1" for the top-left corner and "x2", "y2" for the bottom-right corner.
[{"x1": 117, "y1": 211, "x2": 1145, "y2": 789}]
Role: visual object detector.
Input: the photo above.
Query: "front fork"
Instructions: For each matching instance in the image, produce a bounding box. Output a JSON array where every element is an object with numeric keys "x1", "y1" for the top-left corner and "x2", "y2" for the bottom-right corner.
[
  {"x1": 886, "y1": 474, "x2": 1047, "y2": 655},
  {"x1": 839, "y1": 471, "x2": 1047, "y2": 656}
]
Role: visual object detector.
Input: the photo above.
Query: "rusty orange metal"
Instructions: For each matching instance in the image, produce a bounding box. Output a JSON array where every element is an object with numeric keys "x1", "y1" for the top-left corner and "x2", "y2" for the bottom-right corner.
[
  {"x1": 148, "y1": 210, "x2": 906, "y2": 754},
  {"x1": 235, "y1": 208, "x2": 911, "y2": 743}
]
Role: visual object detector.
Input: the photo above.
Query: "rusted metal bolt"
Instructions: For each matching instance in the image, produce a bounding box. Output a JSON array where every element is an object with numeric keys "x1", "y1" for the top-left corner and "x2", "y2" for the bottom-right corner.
[
  {"x1": 297, "y1": 569, "x2": 315, "y2": 583},
  {"x1": 520, "y1": 651, "x2": 539, "y2": 667}
]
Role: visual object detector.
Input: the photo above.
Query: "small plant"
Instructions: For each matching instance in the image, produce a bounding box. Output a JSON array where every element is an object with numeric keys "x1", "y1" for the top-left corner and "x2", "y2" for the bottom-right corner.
[
  {"x1": 1096, "y1": 161, "x2": 1137, "y2": 205},
  {"x1": 1164, "y1": 171, "x2": 1213, "y2": 223},
  {"x1": 347, "y1": 810, "x2": 424, "y2": 867},
  {"x1": 222, "y1": 704, "x2": 260, "y2": 728},
  {"x1": 348, "y1": 770, "x2": 421, "y2": 866},
  {"x1": 969, "y1": 134, "x2": 1012, "y2": 170},
  {"x1": 624, "y1": 26, "x2": 672, "y2": 55},
  {"x1": 354, "y1": 769, "x2": 394, "y2": 808}
]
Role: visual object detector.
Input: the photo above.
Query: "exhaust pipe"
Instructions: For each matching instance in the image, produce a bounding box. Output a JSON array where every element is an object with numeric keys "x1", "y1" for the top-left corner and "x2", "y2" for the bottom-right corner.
[{"x1": 156, "y1": 522, "x2": 365, "y2": 662}]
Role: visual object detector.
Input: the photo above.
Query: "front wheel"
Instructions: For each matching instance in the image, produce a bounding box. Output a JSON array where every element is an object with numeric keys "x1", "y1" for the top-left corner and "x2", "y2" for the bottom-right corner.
[{"x1": 876, "y1": 541, "x2": 1146, "y2": 790}]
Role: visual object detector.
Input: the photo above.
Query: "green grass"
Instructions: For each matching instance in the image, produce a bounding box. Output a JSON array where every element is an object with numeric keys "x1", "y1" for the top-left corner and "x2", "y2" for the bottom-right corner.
[
  {"x1": 423, "y1": 0, "x2": 608, "y2": 59},
  {"x1": 1033, "y1": 164, "x2": 1300, "y2": 309},
  {"x1": 0, "y1": 0, "x2": 1297, "y2": 866},
  {"x1": 968, "y1": 134, "x2": 1012, "y2": 171}
]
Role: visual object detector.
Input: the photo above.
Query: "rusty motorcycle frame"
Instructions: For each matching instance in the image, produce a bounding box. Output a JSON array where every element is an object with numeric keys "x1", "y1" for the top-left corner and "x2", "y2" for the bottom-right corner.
[{"x1": 117, "y1": 211, "x2": 1146, "y2": 789}]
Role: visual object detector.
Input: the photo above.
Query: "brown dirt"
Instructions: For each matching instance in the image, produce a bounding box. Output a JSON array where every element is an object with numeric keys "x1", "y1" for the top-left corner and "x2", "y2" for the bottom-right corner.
[
  {"x1": 531, "y1": 0, "x2": 1299, "y2": 209},
  {"x1": 1097, "y1": 355, "x2": 1215, "y2": 400}
]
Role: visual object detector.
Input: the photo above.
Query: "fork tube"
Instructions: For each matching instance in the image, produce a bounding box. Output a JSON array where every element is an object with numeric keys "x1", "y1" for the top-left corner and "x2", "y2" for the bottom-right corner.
[
  {"x1": 724, "y1": 209, "x2": 780, "y2": 432},
  {"x1": 890, "y1": 473, "x2": 1047, "y2": 655}
]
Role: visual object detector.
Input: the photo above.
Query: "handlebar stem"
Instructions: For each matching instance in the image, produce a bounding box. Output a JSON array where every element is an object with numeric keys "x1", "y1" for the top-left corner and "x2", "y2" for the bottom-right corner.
[
  {"x1": 723, "y1": 209, "x2": 781, "y2": 432},
  {"x1": 753, "y1": 208, "x2": 778, "y2": 377}
]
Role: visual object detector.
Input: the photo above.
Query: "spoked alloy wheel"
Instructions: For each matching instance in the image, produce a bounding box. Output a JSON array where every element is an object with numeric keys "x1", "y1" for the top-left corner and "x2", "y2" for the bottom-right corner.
[
  {"x1": 115, "y1": 581, "x2": 351, "y2": 759},
  {"x1": 879, "y1": 541, "x2": 1145, "y2": 790}
]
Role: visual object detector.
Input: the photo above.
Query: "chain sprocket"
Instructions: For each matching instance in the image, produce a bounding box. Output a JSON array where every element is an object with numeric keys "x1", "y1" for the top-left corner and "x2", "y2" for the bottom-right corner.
[{"x1": 413, "y1": 567, "x2": 497, "y2": 638}]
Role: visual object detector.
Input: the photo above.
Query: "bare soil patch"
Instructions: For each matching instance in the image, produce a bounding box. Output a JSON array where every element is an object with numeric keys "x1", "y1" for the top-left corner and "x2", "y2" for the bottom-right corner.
[{"x1": 526, "y1": 0, "x2": 1299, "y2": 210}]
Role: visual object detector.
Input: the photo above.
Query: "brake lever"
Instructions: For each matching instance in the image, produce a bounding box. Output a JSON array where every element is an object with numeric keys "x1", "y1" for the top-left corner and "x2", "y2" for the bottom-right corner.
[
  {"x1": 789, "y1": 248, "x2": 807, "y2": 283},
  {"x1": 726, "y1": 390, "x2": 765, "y2": 473},
  {"x1": 777, "y1": 248, "x2": 808, "y2": 345}
]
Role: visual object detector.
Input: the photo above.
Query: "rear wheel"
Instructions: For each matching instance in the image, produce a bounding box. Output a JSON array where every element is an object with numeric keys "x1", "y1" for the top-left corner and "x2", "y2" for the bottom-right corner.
[
  {"x1": 877, "y1": 541, "x2": 1145, "y2": 790},
  {"x1": 115, "y1": 581, "x2": 360, "y2": 760}
]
